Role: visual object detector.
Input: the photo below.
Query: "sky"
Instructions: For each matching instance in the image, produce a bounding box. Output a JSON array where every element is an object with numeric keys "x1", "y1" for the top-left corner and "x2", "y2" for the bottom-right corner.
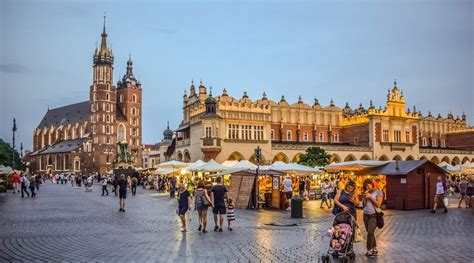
[{"x1": 0, "y1": 0, "x2": 473, "y2": 150}]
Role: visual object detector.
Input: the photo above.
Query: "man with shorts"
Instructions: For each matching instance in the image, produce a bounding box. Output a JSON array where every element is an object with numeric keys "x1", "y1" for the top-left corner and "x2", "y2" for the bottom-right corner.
[
  {"x1": 211, "y1": 176, "x2": 228, "y2": 232},
  {"x1": 118, "y1": 174, "x2": 128, "y2": 212},
  {"x1": 283, "y1": 175, "x2": 293, "y2": 211},
  {"x1": 431, "y1": 176, "x2": 447, "y2": 213}
]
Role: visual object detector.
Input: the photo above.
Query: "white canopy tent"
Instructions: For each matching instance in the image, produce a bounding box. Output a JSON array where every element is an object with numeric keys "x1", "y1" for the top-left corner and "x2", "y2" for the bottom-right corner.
[
  {"x1": 188, "y1": 159, "x2": 229, "y2": 173},
  {"x1": 270, "y1": 161, "x2": 321, "y2": 174},
  {"x1": 221, "y1": 160, "x2": 239, "y2": 168},
  {"x1": 157, "y1": 160, "x2": 188, "y2": 169},
  {"x1": 0, "y1": 165, "x2": 13, "y2": 174},
  {"x1": 186, "y1": 160, "x2": 206, "y2": 170}
]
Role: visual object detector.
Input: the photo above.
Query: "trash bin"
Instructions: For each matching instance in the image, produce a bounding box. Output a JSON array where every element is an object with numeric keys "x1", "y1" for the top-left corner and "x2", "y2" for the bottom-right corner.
[{"x1": 291, "y1": 196, "x2": 303, "y2": 218}]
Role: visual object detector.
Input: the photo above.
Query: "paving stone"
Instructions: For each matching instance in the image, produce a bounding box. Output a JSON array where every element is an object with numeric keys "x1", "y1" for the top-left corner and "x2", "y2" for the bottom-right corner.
[{"x1": 0, "y1": 182, "x2": 472, "y2": 262}]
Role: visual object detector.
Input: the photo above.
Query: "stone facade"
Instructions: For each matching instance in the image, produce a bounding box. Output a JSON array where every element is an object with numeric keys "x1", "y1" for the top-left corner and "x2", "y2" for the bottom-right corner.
[
  {"x1": 30, "y1": 19, "x2": 143, "y2": 175},
  {"x1": 172, "y1": 80, "x2": 474, "y2": 165}
]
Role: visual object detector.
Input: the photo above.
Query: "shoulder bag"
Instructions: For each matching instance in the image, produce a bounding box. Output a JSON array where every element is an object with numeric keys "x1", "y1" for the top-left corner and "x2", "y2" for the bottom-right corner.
[{"x1": 370, "y1": 195, "x2": 384, "y2": 229}]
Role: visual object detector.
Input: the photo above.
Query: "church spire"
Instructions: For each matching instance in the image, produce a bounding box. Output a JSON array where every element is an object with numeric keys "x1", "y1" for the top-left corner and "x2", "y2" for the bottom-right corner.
[{"x1": 100, "y1": 14, "x2": 108, "y2": 54}]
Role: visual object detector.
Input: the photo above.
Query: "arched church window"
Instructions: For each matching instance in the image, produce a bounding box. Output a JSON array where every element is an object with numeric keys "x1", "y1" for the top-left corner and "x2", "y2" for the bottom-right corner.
[
  {"x1": 117, "y1": 124, "x2": 126, "y2": 142},
  {"x1": 132, "y1": 94, "x2": 137, "y2": 103}
]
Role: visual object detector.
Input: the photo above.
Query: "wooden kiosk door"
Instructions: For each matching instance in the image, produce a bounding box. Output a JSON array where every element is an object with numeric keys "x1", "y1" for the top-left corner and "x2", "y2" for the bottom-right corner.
[{"x1": 271, "y1": 176, "x2": 280, "y2": 209}]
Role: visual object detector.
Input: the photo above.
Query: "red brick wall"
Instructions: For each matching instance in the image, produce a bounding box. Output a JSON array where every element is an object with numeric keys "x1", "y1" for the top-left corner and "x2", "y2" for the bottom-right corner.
[
  {"x1": 446, "y1": 131, "x2": 474, "y2": 150},
  {"x1": 412, "y1": 126, "x2": 417, "y2": 144},
  {"x1": 340, "y1": 123, "x2": 370, "y2": 145},
  {"x1": 375, "y1": 122, "x2": 381, "y2": 142}
]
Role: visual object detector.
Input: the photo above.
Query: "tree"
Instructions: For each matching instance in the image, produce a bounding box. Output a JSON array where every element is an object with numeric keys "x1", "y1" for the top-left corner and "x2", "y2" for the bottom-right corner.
[
  {"x1": 0, "y1": 138, "x2": 24, "y2": 170},
  {"x1": 297, "y1": 147, "x2": 330, "y2": 167}
]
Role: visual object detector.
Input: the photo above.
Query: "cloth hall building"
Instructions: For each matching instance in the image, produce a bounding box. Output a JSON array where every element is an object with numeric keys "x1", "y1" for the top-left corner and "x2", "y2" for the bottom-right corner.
[
  {"x1": 30, "y1": 20, "x2": 143, "y2": 175},
  {"x1": 168, "y1": 81, "x2": 474, "y2": 165}
]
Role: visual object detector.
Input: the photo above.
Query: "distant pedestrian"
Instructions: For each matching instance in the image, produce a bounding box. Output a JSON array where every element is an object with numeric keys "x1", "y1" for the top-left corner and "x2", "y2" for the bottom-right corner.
[
  {"x1": 102, "y1": 177, "x2": 109, "y2": 196},
  {"x1": 458, "y1": 176, "x2": 469, "y2": 208},
  {"x1": 194, "y1": 181, "x2": 212, "y2": 233},
  {"x1": 12, "y1": 173, "x2": 20, "y2": 194},
  {"x1": 86, "y1": 176, "x2": 93, "y2": 192},
  {"x1": 305, "y1": 176, "x2": 311, "y2": 199},
  {"x1": 227, "y1": 197, "x2": 235, "y2": 231},
  {"x1": 328, "y1": 178, "x2": 336, "y2": 207},
  {"x1": 320, "y1": 178, "x2": 331, "y2": 209},
  {"x1": 170, "y1": 177, "x2": 177, "y2": 198},
  {"x1": 211, "y1": 176, "x2": 228, "y2": 232},
  {"x1": 431, "y1": 176, "x2": 448, "y2": 213},
  {"x1": 118, "y1": 174, "x2": 128, "y2": 212},
  {"x1": 362, "y1": 179, "x2": 383, "y2": 257},
  {"x1": 131, "y1": 177, "x2": 138, "y2": 196},
  {"x1": 299, "y1": 179, "x2": 305, "y2": 197},
  {"x1": 29, "y1": 176, "x2": 37, "y2": 197},
  {"x1": 113, "y1": 176, "x2": 118, "y2": 196},
  {"x1": 35, "y1": 174, "x2": 41, "y2": 192},
  {"x1": 70, "y1": 174, "x2": 75, "y2": 187},
  {"x1": 283, "y1": 175, "x2": 293, "y2": 211},
  {"x1": 177, "y1": 184, "x2": 192, "y2": 232},
  {"x1": 20, "y1": 174, "x2": 30, "y2": 198}
]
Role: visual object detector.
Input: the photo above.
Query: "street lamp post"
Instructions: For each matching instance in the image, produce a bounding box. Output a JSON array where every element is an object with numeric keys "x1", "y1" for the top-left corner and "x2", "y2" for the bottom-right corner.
[{"x1": 12, "y1": 118, "x2": 17, "y2": 170}]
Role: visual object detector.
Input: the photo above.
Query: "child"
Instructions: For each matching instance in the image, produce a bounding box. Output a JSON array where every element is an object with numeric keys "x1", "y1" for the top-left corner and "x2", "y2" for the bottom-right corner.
[{"x1": 227, "y1": 197, "x2": 235, "y2": 231}]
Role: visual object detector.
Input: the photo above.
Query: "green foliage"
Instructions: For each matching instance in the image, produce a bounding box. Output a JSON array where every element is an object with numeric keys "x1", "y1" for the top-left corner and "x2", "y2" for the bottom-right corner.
[
  {"x1": 297, "y1": 147, "x2": 330, "y2": 167},
  {"x1": 0, "y1": 138, "x2": 24, "y2": 170}
]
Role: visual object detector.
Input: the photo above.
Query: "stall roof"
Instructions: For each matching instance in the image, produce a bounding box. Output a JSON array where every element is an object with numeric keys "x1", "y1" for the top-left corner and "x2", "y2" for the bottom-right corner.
[
  {"x1": 189, "y1": 159, "x2": 228, "y2": 172},
  {"x1": 325, "y1": 160, "x2": 390, "y2": 171},
  {"x1": 369, "y1": 160, "x2": 447, "y2": 175}
]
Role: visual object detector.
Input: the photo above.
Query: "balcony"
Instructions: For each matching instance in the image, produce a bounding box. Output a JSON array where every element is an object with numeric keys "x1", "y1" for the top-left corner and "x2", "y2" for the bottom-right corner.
[
  {"x1": 176, "y1": 138, "x2": 190, "y2": 147},
  {"x1": 202, "y1": 137, "x2": 221, "y2": 147}
]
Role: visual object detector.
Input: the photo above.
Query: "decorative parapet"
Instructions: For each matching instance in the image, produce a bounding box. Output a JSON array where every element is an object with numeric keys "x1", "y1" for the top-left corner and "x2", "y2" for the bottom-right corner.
[
  {"x1": 272, "y1": 142, "x2": 372, "y2": 152},
  {"x1": 446, "y1": 127, "x2": 474, "y2": 134},
  {"x1": 419, "y1": 147, "x2": 473, "y2": 155},
  {"x1": 224, "y1": 139, "x2": 269, "y2": 144}
]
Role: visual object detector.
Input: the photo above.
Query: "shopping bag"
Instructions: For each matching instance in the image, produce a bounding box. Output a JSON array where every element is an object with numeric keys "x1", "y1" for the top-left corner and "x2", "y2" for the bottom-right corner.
[
  {"x1": 443, "y1": 196, "x2": 449, "y2": 207},
  {"x1": 354, "y1": 228, "x2": 363, "y2": 243}
]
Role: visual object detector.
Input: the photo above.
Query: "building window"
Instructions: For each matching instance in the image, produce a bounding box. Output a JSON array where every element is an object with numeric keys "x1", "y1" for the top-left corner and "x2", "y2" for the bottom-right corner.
[
  {"x1": 105, "y1": 125, "x2": 110, "y2": 134},
  {"x1": 394, "y1": 130, "x2": 401, "y2": 143},
  {"x1": 106, "y1": 115, "x2": 110, "y2": 123},
  {"x1": 383, "y1": 129, "x2": 389, "y2": 142},
  {"x1": 93, "y1": 93, "x2": 97, "y2": 101},
  {"x1": 132, "y1": 94, "x2": 137, "y2": 103},
  {"x1": 287, "y1": 130, "x2": 292, "y2": 141},
  {"x1": 205, "y1": 127, "x2": 212, "y2": 138},
  {"x1": 119, "y1": 95, "x2": 124, "y2": 103},
  {"x1": 228, "y1": 124, "x2": 240, "y2": 139},
  {"x1": 334, "y1": 133, "x2": 339, "y2": 142},
  {"x1": 405, "y1": 131, "x2": 410, "y2": 143},
  {"x1": 441, "y1": 139, "x2": 445, "y2": 147},
  {"x1": 319, "y1": 132, "x2": 324, "y2": 142},
  {"x1": 432, "y1": 139, "x2": 437, "y2": 147},
  {"x1": 106, "y1": 103, "x2": 110, "y2": 112},
  {"x1": 422, "y1": 137, "x2": 427, "y2": 146},
  {"x1": 270, "y1": 129, "x2": 275, "y2": 140},
  {"x1": 303, "y1": 132, "x2": 308, "y2": 142},
  {"x1": 354, "y1": 137, "x2": 359, "y2": 145},
  {"x1": 106, "y1": 93, "x2": 110, "y2": 101},
  {"x1": 132, "y1": 108, "x2": 136, "y2": 116}
]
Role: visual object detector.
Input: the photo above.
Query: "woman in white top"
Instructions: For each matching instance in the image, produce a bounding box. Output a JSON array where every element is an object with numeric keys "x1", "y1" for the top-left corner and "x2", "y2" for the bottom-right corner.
[{"x1": 362, "y1": 179, "x2": 383, "y2": 257}]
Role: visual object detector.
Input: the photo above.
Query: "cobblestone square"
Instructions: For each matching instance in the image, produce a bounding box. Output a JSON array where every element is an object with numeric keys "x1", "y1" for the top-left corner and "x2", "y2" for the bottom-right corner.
[{"x1": 0, "y1": 182, "x2": 472, "y2": 262}]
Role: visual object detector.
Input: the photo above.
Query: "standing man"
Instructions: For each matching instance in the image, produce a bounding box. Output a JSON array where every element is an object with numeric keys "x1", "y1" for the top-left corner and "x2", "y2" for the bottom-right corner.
[
  {"x1": 102, "y1": 177, "x2": 109, "y2": 196},
  {"x1": 211, "y1": 176, "x2": 228, "y2": 232},
  {"x1": 283, "y1": 175, "x2": 293, "y2": 211},
  {"x1": 327, "y1": 178, "x2": 336, "y2": 207},
  {"x1": 12, "y1": 172, "x2": 20, "y2": 193},
  {"x1": 20, "y1": 173, "x2": 30, "y2": 198},
  {"x1": 305, "y1": 176, "x2": 311, "y2": 199},
  {"x1": 29, "y1": 175, "x2": 37, "y2": 197},
  {"x1": 320, "y1": 178, "x2": 331, "y2": 209},
  {"x1": 118, "y1": 174, "x2": 128, "y2": 212},
  {"x1": 431, "y1": 176, "x2": 448, "y2": 213},
  {"x1": 131, "y1": 176, "x2": 138, "y2": 196}
]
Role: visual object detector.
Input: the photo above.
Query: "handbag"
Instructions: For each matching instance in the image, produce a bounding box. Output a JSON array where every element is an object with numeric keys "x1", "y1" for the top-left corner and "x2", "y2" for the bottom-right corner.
[
  {"x1": 370, "y1": 199, "x2": 384, "y2": 228},
  {"x1": 354, "y1": 228, "x2": 363, "y2": 243},
  {"x1": 201, "y1": 194, "x2": 211, "y2": 207}
]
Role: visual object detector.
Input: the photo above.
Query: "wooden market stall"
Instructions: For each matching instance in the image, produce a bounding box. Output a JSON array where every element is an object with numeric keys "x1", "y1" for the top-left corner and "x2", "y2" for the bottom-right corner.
[{"x1": 368, "y1": 160, "x2": 447, "y2": 210}]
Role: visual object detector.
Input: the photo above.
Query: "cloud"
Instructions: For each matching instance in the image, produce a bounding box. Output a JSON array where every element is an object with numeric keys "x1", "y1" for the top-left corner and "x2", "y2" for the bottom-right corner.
[{"x1": 0, "y1": 64, "x2": 30, "y2": 74}]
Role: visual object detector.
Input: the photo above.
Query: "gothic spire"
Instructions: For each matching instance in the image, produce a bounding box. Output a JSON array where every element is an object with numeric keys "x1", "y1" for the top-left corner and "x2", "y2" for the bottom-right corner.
[{"x1": 100, "y1": 14, "x2": 108, "y2": 54}]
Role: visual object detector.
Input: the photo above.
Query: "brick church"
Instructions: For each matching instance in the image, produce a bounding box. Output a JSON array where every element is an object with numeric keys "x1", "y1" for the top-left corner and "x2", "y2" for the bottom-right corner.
[{"x1": 30, "y1": 18, "x2": 143, "y2": 175}]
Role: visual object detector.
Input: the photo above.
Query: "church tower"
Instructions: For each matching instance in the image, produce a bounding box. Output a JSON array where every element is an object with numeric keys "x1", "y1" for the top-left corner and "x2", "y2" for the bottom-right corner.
[
  {"x1": 90, "y1": 16, "x2": 117, "y2": 174},
  {"x1": 116, "y1": 54, "x2": 143, "y2": 166}
]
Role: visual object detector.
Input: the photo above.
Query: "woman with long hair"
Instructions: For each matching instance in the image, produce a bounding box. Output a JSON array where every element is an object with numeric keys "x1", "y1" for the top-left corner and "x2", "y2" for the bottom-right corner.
[
  {"x1": 194, "y1": 181, "x2": 213, "y2": 233},
  {"x1": 333, "y1": 179, "x2": 360, "y2": 221},
  {"x1": 362, "y1": 179, "x2": 383, "y2": 257}
]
